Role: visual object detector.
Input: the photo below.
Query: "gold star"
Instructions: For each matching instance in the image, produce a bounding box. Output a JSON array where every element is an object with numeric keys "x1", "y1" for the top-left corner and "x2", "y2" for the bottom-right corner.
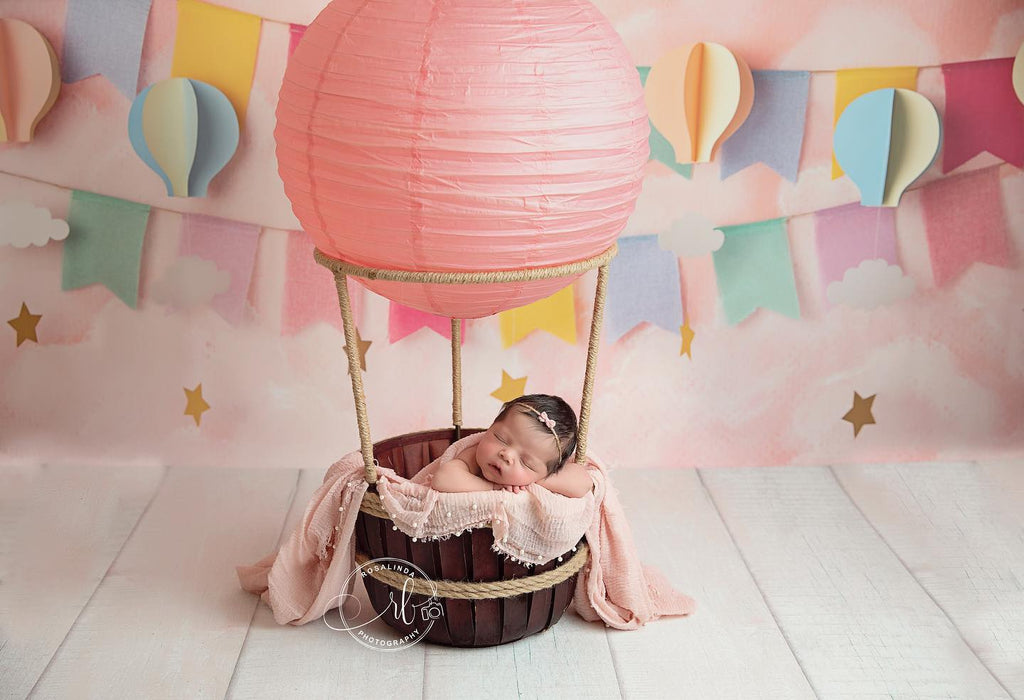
[
  {"x1": 842, "y1": 391, "x2": 876, "y2": 437},
  {"x1": 490, "y1": 370, "x2": 527, "y2": 403},
  {"x1": 184, "y1": 383, "x2": 211, "y2": 427},
  {"x1": 679, "y1": 321, "x2": 695, "y2": 359},
  {"x1": 8, "y1": 302, "x2": 42, "y2": 347},
  {"x1": 342, "y1": 327, "x2": 372, "y2": 374}
]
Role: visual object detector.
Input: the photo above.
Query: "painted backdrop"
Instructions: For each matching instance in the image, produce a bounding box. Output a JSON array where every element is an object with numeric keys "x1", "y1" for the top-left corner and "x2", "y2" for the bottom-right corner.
[{"x1": 1, "y1": 0, "x2": 1022, "y2": 470}]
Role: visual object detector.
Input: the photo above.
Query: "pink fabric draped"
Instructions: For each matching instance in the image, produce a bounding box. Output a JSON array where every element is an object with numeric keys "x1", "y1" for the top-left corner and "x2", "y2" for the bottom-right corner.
[{"x1": 236, "y1": 432, "x2": 696, "y2": 630}]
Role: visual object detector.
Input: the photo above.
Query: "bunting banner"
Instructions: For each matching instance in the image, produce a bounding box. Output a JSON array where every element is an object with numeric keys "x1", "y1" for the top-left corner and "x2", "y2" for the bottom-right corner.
[
  {"x1": 499, "y1": 285, "x2": 576, "y2": 348},
  {"x1": 62, "y1": 190, "x2": 151, "y2": 308},
  {"x1": 941, "y1": 58, "x2": 1024, "y2": 172},
  {"x1": 288, "y1": 24, "x2": 307, "y2": 57},
  {"x1": 282, "y1": 231, "x2": 363, "y2": 335},
  {"x1": 389, "y1": 303, "x2": 466, "y2": 344},
  {"x1": 832, "y1": 66, "x2": 919, "y2": 178},
  {"x1": 171, "y1": 0, "x2": 261, "y2": 125},
  {"x1": 180, "y1": 213, "x2": 259, "y2": 324},
  {"x1": 637, "y1": 67, "x2": 693, "y2": 179},
  {"x1": 61, "y1": 0, "x2": 153, "y2": 98},
  {"x1": 713, "y1": 218, "x2": 800, "y2": 325},
  {"x1": 606, "y1": 234, "x2": 683, "y2": 342},
  {"x1": 921, "y1": 167, "x2": 1013, "y2": 286},
  {"x1": 721, "y1": 70, "x2": 810, "y2": 182},
  {"x1": 814, "y1": 203, "x2": 899, "y2": 308}
]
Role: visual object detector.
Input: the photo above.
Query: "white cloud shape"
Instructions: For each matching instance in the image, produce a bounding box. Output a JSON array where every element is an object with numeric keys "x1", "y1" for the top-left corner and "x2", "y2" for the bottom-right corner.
[
  {"x1": 151, "y1": 256, "x2": 231, "y2": 310},
  {"x1": 0, "y1": 201, "x2": 70, "y2": 247},
  {"x1": 657, "y1": 211, "x2": 723, "y2": 258},
  {"x1": 827, "y1": 259, "x2": 915, "y2": 310}
]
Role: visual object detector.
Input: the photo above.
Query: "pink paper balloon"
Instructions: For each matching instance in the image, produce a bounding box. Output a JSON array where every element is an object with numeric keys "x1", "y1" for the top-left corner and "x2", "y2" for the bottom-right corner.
[{"x1": 275, "y1": 0, "x2": 649, "y2": 319}]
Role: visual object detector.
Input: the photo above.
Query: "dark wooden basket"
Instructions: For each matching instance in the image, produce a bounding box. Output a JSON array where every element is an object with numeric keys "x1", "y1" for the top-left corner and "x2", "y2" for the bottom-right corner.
[{"x1": 353, "y1": 427, "x2": 586, "y2": 647}]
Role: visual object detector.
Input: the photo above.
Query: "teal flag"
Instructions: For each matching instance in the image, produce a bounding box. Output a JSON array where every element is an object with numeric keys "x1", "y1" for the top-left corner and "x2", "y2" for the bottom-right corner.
[
  {"x1": 637, "y1": 66, "x2": 693, "y2": 180},
  {"x1": 62, "y1": 190, "x2": 151, "y2": 308},
  {"x1": 712, "y1": 218, "x2": 800, "y2": 325}
]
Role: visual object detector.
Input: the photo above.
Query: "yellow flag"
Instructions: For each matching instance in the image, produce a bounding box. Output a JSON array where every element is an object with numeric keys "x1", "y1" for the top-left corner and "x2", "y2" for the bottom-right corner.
[
  {"x1": 832, "y1": 66, "x2": 918, "y2": 179},
  {"x1": 499, "y1": 286, "x2": 577, "y2": 348},
  {"x1": 171, "y1": 0, "x2": 261, "y2": 126}
]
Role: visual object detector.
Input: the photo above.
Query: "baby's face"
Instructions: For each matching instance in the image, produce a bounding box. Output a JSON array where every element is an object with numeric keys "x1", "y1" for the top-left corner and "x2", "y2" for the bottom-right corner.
[{"x1": 476, "y1": 409, "x2": 560, "y2": 487}]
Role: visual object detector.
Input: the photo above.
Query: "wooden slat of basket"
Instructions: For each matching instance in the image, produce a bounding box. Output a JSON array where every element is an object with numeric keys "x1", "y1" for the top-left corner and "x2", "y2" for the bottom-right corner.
[
  {"x1": 470, "y1": 529, "x2": 502, "y2": 646},
  {"x1": 523, "y1": 557, "x2": 557, "y2": 638},
  {"x1": 499, "y1": 558, "x2": 531, "y2": 644},
  {"x1": 436, "y1": 536, "x2": 474, "y2": 646}
]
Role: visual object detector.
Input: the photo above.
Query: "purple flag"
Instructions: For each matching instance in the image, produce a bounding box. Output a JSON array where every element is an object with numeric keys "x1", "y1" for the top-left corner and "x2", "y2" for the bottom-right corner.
[
  {"x1": 606, "y1": 235, "x2": 683, "y2": 342},
  {"x1": 720, "y1": 71, "x2": 810, "y2": 181},
  {"x1": 62, "y1": 0, "x2": 153, "y2": 98}
]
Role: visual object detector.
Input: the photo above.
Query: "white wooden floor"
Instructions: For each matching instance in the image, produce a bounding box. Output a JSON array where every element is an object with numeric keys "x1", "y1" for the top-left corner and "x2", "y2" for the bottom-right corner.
[{"x1": 2, "y1": 458, "x2": 1022, "y2": 700}]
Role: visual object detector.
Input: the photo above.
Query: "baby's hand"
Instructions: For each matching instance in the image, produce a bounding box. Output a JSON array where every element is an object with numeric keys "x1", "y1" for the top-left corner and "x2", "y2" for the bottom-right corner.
[{"x1": 500, "y1": 484, "x2": 525, "y2": 494}]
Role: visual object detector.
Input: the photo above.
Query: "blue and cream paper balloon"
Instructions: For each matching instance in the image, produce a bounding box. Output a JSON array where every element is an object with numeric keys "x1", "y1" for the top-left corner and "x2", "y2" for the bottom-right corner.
[
  {"x1": 833, "y1": 88, "x2": 941, "y2": 207},
  {"x1": 128, "y1": 78, "x2": 239, "y2": 197}
]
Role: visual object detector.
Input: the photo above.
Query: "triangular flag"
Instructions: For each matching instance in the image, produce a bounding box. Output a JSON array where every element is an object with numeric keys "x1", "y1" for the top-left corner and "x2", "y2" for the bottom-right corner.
[
  {"x1": 389, "y1": 303, "x2": 465, "y2": 344},
  {"x1": 712, "y1": 218, "x2": 800, "y2": 325},
  {"x1": 171, "y1": 0, "x2": 260, "y2": 126},
  {"x1": 62, "y1": 190, "x2": 150, "y2": 308},
  {"x1": 180, "y1": 213, "x2": 259, "y2": 324},
  {"x1": 606, "y1": 235, "x2": 684, "y2": 342},
  {"x1": 499, "y1": 285, "x2": 576, "y2": 348}
]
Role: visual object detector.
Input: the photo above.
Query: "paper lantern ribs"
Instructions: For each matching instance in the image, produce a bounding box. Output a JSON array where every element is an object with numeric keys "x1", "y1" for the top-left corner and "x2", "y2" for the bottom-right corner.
[
  {"x1": 834, "y1": 88, "x2": 941, "y2": 207},
  {"x1": 128, "y1": 78, "x2": 239, "y2": 197},
  {"x1": 275, "y1": 0, "x2": 650, "y2": 319},
  {"x1": 644, "y1": 42, "x2": 754, "y2": 164},
  {"x1": 0, "y1": 18, "x2": 60, "y2": 143}
]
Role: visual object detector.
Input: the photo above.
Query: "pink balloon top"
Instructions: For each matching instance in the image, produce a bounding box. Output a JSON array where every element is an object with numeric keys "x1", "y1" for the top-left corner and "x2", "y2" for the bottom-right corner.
[{"x1": 275, "y1": 0, "x2": 649, "y2": 318}]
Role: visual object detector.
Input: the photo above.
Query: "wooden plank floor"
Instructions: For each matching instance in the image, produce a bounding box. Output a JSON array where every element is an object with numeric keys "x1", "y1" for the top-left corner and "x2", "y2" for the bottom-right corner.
[{"x1": 2, "y1": 458, "x2": 1021, "y2": 700}]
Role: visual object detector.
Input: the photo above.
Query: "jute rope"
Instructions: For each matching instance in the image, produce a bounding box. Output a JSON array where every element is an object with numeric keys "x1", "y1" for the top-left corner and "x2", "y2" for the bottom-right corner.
[
  {"x1": 319, "y1": 245, "x2": 615, "y2": 483},
  {"x1": 353, "y1": 541, "x2": 589, "y2": 599},
  {"x1": 575, "y1": 264, "x2": 608, "y2": 464},
  {"x1": 452, "y1": 318, "x2": 462, "y2": 441},
  {"x1": 314, "y1": 244, "x2": 616, "y2": 283}
]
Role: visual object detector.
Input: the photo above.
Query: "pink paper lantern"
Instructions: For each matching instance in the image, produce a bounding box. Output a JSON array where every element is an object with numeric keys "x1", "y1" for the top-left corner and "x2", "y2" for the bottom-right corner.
[{"x1": 275, "y1": 0, "x2": 649, "y2": 319}]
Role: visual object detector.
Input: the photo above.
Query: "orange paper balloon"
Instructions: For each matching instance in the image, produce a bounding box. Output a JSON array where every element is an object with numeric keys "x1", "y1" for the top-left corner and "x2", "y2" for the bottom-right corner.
[
  {"x1": 644, "y1": 42, "x2": 754, "y2": 164},
  {"x1": 0, "y1": 18, "x2": 60, "y2": 143}
]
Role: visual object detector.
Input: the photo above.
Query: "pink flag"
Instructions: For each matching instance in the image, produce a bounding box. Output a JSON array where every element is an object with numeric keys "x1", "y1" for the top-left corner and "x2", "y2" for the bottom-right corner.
[
  {"x1": 180, "y1": 213, "x2": 260, "y2": 324},
  {"x1": 941, "y1": 58, "x2": 1024, "y2": 172},
  {"x1": 814, "y1": 203, "x2": 898, "y2": 308},
  {"x1": 288, "y1": 24, "x2": 306, "y2": 57},
  {"x1": 921, "y1": 168, "x2": 1013, "y2": 287},
  {"x1": 282, "y1": 230, "x2": 363, "y2": 335},
  {"x1": 389, "y1": 302, "x2": 466, "y2": 344}
]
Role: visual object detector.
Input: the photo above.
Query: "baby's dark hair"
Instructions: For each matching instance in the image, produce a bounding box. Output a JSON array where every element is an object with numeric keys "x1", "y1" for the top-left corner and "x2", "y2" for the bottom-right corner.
[{"x1": 494, "y1": 393, "x2": 578, "y2": 476}]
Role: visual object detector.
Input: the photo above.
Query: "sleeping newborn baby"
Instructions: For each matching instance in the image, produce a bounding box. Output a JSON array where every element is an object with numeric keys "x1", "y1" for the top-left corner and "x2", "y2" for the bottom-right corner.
[{"x1": 431, "y1": 394, "x2": 594, "y2": 499}]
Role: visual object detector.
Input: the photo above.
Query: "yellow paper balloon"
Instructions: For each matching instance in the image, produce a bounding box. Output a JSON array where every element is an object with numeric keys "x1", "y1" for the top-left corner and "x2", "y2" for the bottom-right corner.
[{"x1": 644, "y1": 42, "x2": 754, "y2": 164}]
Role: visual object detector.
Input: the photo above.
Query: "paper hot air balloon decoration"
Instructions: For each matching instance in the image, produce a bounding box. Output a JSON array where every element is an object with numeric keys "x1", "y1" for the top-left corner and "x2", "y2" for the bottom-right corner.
[
  {"x1": 275, "y1": 0, "x2": 649, "y2": 319},
  {"x1": 0, "y1": 18, "x2": 60, "y2": 143},
  {"x1": 128, "y1": 78, "x2": 239, "y2": 197},
  {"x1": 834, "y1": 88, "x2": 941, "y2": 207},
  {"x1": 644, "y1": 42, "x2": 754, "y2": 165}
]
